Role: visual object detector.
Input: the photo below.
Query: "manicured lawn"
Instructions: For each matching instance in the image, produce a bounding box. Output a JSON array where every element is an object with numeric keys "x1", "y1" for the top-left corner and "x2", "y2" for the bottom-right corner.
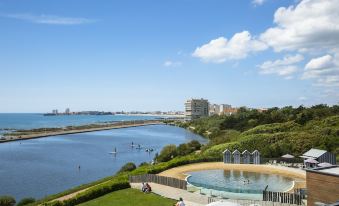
[{"x1": 78, "y1": 188, "x2": 176, "y2": 206}]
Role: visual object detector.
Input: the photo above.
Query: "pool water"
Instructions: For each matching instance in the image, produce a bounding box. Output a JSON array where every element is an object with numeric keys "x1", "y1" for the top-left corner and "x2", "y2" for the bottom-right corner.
[{"x1": 187, "y1": 170, "x2": 294, "y2": 194}]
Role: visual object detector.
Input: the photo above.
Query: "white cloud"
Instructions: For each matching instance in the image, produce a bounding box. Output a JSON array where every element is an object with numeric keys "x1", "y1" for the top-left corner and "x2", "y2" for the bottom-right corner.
[
  {"x1": 192, "y1": 31, "x2": 267, "y2": 63},
  {"x1": 163, "y1": 60, "x2": 182, "y2": 67},
  {"x1": 260, "y1": 0, "x2": 339, "y2": 52},
  {"x1": 302, "y1": 54, "x2": 339, "y2": 87},
  {"x1": 258, "y1": 54, "x2": 303, "y2": 76},
  {"x1": 3, "y1": 13, "x2": 95, "y2": 25},
  {"x1": 305, "y1": 55, "x2": 334, "y2": 70},
  {"x1": 191, "y1": 0, "x2": 339, "y2": 89},
  {"x1": 252, "y1": 0, "x2": 266, "y2": 6}
]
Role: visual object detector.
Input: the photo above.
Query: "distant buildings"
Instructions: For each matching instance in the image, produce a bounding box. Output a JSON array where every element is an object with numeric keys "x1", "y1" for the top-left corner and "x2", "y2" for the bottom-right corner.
[
  {"x1": 209, "y1": 104, "x2": 220, "y2": 115},
  {"x1": 52, "y1": 109, "x2": 58, "y2": 115},
  {"x1": 65, "y1": 108, "x2": 70, "y2": 115},
  {"x1": 185, "y1": 98, "x2": 209, "y2": 120},
  {"x1": 209, "y1": 103, "x2": 237, "y2": 116}
]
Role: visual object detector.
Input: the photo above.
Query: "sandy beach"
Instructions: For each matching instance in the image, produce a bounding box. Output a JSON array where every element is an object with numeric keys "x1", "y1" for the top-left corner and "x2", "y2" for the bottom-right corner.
[{"x1": 159, "y1": 162, "x2": 306, "y2": 190}]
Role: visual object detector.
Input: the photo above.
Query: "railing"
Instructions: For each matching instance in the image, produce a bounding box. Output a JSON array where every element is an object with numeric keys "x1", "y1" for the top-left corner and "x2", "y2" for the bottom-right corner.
[
  {"x1": 263, "y1": 190, "x2": 303, "y2": 205},
  {"x1": 129, "y1": 174, "x2": 187, "y2": 190}
]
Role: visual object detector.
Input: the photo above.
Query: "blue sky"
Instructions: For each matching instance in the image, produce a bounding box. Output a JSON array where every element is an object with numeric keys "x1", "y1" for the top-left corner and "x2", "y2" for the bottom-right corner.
[{"x1": 1, "y1": 0, "x2": 338, "y2": 112}]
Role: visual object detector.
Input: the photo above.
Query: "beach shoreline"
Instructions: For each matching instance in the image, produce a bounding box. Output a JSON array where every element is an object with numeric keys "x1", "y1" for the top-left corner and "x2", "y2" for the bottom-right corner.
[{"x1": 0, "y1": 120, "x2": 164, "y2": 143}]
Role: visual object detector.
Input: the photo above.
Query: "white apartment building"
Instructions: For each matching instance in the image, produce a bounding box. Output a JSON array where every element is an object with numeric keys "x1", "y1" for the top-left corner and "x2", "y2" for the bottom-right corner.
[
  {"x1": 185, "y1": 98, "x2": 209, "y2": 120},
  {"x1": 209, "y1": 104, "x2": 220, "y2": 115}
]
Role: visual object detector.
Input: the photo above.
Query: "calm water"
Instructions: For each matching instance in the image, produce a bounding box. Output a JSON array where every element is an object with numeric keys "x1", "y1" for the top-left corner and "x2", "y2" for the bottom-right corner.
[
  {"x1": 187, "y1": 169, "x2": 294, "y2": 194},
  {"x1": 0, "y1": 125, "x2": 206, "y2": 201},
  {"x1": 0, "y1": 113, "x2": 160, "y2": 130}
]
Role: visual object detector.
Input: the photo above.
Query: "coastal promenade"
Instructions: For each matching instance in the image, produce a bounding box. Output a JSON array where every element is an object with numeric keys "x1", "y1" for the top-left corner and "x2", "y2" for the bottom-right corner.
[{"x1": 0, "y1": 120, "x2": 165, "y2": 143}]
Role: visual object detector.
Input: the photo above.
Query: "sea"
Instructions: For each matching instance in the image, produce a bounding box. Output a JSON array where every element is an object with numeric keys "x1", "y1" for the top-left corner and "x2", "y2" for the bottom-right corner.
[{"x1": 0, "y1": 114, "x2": 206, "y2": 201}]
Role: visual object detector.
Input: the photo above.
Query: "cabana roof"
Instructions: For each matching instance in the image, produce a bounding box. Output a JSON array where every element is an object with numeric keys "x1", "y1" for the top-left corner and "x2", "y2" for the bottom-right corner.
[
  {"x1": 232, "y1": 149, "x2": 240, "y2": 154},
  {"x1": 242, "y1": 150, "x2": 250, "y2": 154},
  {"x1": 252, "y1": 150, "x2": 260, "y2": 154},
  {"x1": 301, "y1": 148, "x2": 327, "y2": 159},
  {"x1": 223, "y1": 149, "x2": 231, "y2": 154}
]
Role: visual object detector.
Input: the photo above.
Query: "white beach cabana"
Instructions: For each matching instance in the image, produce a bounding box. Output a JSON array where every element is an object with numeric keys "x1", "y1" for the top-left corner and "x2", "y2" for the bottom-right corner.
[
  {"x1": 252, "y1": 150, "x2": 260, "y2": 164},
  {"x1": 232, "y1": 149, "x2": 241, "y2": 164},
  {"x1": 242, "y1": 150, "x2": 251, "y2": 164},
  {"x1": 223, "y1": 149, "x2": 232, "y2": 164}
]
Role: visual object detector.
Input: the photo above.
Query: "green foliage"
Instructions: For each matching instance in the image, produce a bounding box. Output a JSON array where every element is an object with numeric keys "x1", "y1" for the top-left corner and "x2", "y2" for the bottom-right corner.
[
  {"x1": 187, "y1": 140, "x2": 201, "y2": 150},
  {"x1": 156, "y1": 144, "x2": 177, "y2": 162},
  {"x1": 16, "y1": 198, "x2": 35, "y2": 206},
  {"x1": 180, "y1": 104, "x2": 339, "y2": 158},
  {"x1": 117, "y1": 162, "x2": 136, "y2": 174},
  {"x1": 187, "y1": 104, "x2": 339, "y2": 133},
  {"x1": 203, "y1": 115, "x2": 339, "y2": 158},
  {"x1": 0, "y1": 196, "x2": 16, "y2": 206},
  {"x1": 156, "y1": 140, "x2": 202, "y2": 162}
]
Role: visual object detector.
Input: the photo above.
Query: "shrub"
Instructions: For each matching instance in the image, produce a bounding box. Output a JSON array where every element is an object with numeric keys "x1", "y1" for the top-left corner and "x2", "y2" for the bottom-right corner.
[
  {"x1": 62, "y1": 178, "x2": 130, "y2": 206},
  {"x1": 187, "y1": 140, "x2": 201, "y2": 150},
  {"x1": 17, "y1": 197, "x2": 35, "y2": 206},
  {"x1": 0, "y1": 196, "x2": 16, "y2": 206},
  {"x1": 156, "y1": 144, "x2": 177, "y2": 162},
  {"x1": 117, "y1": 162, "x2": 136, "y2": 174}
]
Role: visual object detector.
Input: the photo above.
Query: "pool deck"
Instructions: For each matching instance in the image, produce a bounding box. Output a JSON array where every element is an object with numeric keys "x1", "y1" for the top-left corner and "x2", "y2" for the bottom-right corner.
[{"x1": 158, "y1": 162, "x2": 306, "y2": 191}]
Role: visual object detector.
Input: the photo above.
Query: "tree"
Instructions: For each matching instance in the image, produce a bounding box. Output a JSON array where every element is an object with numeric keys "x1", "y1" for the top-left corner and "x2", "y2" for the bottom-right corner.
[
  {"x1": 177, "y1": 144, "x2": 190, "y2": 156},
  {"x1": 117, "y1": 162, "x2": 136, "y2": 173},
  {"x1": 157, "y1": 144, "x2": 177, "y2": 162},
  {"x1": 187, "y1": 140, "x2": 201, "y2": 150},
  {"x1": 0, "y1": 196, "x2": 15, "y2": 206}
]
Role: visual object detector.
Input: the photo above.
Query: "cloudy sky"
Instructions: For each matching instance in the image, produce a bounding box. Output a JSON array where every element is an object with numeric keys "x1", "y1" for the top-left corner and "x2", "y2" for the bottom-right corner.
[{"x1": 0, "y1": 0, "x2": 338, "y2": 112}]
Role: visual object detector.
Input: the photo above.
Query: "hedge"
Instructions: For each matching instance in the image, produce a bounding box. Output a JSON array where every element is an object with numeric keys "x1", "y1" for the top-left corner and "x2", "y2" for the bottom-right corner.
[{"x1": 43, "y1": 177, "x2": 130, "y2": 206}]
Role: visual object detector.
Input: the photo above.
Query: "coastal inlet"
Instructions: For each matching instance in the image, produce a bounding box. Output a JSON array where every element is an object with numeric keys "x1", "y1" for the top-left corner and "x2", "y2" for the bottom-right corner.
[{"x1": 0, "y1": 124, "x2": 206, "y2": 201}]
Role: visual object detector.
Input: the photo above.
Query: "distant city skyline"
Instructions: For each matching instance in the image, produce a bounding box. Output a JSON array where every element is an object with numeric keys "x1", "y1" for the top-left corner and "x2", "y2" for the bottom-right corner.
[{"x1": 1, "y1": 0, "x2": 338, "y2": 112}]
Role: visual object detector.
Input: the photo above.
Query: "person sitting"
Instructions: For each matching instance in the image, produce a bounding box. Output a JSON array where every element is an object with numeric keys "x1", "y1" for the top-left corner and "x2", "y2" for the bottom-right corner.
[
  {"x1": 176, "y1": 197, "x2": 185, "y2": 206},
  {"x1": 145, "y1": 182, "x2": 152, "y2": 192},
  {"x1": 141, "y1": 182, "x2": 147, "y2": 192}
]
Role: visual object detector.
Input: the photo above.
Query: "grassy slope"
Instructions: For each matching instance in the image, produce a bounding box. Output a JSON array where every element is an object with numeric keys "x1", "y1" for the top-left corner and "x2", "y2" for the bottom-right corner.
[
  {"x1": 202, "y1": 115, "x2": 339, "y2": 159},
  {"x1": 77, "y1": 188, "x2": 175, "y2": 206}
]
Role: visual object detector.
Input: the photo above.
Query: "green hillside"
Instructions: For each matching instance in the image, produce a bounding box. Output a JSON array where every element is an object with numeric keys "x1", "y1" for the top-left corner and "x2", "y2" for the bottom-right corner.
[{"x1": 178, "y1": 105, "x2": 339, "y2": 160}]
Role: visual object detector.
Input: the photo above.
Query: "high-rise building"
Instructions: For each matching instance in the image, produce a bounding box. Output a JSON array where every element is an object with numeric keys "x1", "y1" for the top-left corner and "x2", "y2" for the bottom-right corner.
[
  {"x1": 65, "y1": 108, "x2": 70, "y2": 115},
  {"x1": 185, "y1": 98, "x2": 209, "y2": 120}
]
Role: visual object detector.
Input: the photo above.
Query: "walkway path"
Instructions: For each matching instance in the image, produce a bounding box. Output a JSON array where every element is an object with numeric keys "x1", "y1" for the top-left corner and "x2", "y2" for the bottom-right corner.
[{"x1": 131, "y1": 183, "x2": 207, "y2": 206}]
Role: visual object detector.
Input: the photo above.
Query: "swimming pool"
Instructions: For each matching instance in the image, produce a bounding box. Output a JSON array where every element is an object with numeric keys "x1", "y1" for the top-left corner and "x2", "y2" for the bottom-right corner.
[{"x1": 187, "y1": 169, "x2": 294, "y2": 200}]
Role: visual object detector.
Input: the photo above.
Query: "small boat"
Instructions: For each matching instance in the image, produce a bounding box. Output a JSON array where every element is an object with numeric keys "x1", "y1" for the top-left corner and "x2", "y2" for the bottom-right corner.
[{"x1": 109, "y1": 147, "x2": 117, "y2": 154}]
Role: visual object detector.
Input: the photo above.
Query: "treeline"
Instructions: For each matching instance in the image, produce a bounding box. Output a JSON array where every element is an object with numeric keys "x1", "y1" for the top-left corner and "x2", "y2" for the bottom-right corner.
[
  {"x1": 181, "y1": 104, "x2": 339, "y2": 133},
  {"x1": 177, "y1": 104, "x2": 339, "y2": 159}
]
